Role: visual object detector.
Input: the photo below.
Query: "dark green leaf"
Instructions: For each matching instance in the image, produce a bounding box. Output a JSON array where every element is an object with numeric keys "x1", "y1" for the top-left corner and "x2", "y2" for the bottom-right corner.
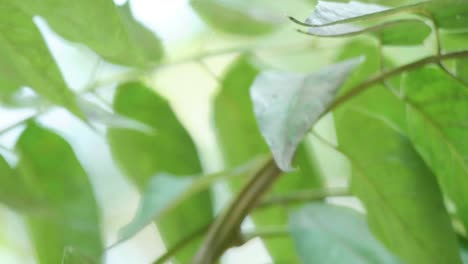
[
  {"x1": 334, "y1": 41, "x2": 462, "y2": 264},
  {"x1": 403, "y1": 66, "x2": 468, "y2": 230},
  {"x1": 0, "y1": 2, "x2": 81, "y2": 116},
  {"x1": 16, "y1": 123, "x2": 103, "y2": 264},
  {"x1": 107, "y1": 82, "x2": 213, "y2": 262},
  {"x1": 16, "y1": 0, "x2": 163, "y2": 67},
  {"x1": 289, "y1": 203, "x2": 401, "y2": 264},
  {"x1": 190, "y1": 0, "x2": 279, "y2": 35},
  {"x1": 214, "y1": 56, "x2": 324, "y2": 263},
  {"x1": 250, "y1": 57, "x2": 362, "y2": 171}
]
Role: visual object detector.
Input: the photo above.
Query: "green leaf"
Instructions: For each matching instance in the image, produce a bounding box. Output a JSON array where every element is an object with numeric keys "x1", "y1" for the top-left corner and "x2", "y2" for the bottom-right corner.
[
  {"x1": 214, "y1": 56, "x2": 324, "y2": 263},
  {"x1": 16, "y1": 123, "x2": 103, "y2": 264},
  {"x1": 61, "y1": 247, "x2": 97, "y2": 264},
  {"x1": 334, "y1": 41, "x2": 462, "y2": 264},
  {"x1": 16, "y1": 0, "x2": 163, "y2": 67},
  {"x1": 190, "y1": 0, "x2": 279, "y2": 35},
  {"x1": 0, "y1": 2, "x2": 81, "y2": 116},
  {"x1": 107, "y1": 82, "x2": 213, "y2": 262},
  {"x1": 403, "y1": 66, "x2": 468, "y2": 230},
  {"x1": 456, "y1": 59, "x2": 468, "y2": 84},
  {"x1": 250, "y1": 57, "x2": 362, "y2": 171},
  {"x1": 289, "y1": 203, "x2": 401, "y2": 264}
]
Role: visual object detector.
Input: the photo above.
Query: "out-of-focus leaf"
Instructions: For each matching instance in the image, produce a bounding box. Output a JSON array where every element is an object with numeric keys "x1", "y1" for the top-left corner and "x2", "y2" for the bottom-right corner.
[
  {"x1": 299, "y1": 0, "x2": 467, "y2": 33},
  {"x1": 61, "y1": 247, "x2": 97, "y2": 264},
  {"x1": 403, "y1": 66, "x2": 468, "y2": 231},
  {"x1": 77, "y1": 97, "x2": 153, "y2": 133},
  {"x1": 16, "y1": 123, "x2": 103, "y2": 264},
  {"x1": 214, "y1": 56, "x2": 324, "y2": 263},
  {"x1": 0, "y1": 154, "x2": 43, "y2": 211},
  {"x1": 250, "y1": 57, "x2": 362, "y2": 171},
  {"x1": 16, "y1": 0, "x2": 163, "y2": 67},
  {"x1": 117, "y1": 157, "x2": 265, "y2": 245},
  {"x1": 116, "y1": 2, "x2": 164, "y2": 64},
  {"x1": 190, "y1": 0, "x2": 280, "y2": 35},
  {"x1": 107, "y1": 82, "x2": 213, "y2": 262},
  {"x1": 289, "y1": 203, "x2": 401, "y2": 264},
  {"x1": 0, "y1": 2, "x2": 81, "y2": 116},
  {"x1": 334, "y1": 41, "x2": 462, "y2": 264}
]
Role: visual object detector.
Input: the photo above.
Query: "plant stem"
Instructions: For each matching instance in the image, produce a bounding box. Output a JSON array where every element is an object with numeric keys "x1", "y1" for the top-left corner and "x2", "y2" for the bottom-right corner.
[
  {"x1": 242, "y1": 226, "x2": 290, "y2": 242},
  {"x1": 325, "y1": 50, "x2": 468, "y2": 114},
  {"x1": 153, "y1": 225, "x2": 290, "y2": 264},
  {"x1": 256, "y1": 188, "x2": 350, "y2": 208},
  {"x1": 153, "y1": 223, "x2": 210, "y2": 264},
  {"x1": 0, "y1": 111, "x2": 44, "y2": 136},
  {"x1": 192, "y1": 158, "x2": 281, "y2": 264}
]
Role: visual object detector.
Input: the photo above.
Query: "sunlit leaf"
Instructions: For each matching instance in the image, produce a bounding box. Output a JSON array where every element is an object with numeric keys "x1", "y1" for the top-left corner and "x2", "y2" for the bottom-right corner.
[
  {"x1": 213, "y1": 56, "x2": 325, "y2": 262},
  {"x1": 334, "y1": 41, "x2": 462, "y2": 264},
  {"x1": 290, "y1": 203, "x2": 401, "y2": 264},
  {"x1": 403, "y1": 66, "x2": 468, "y2": 231},
  {"x1": 16, "y1": 123, "x2": 103, "y2": 264},
  {"x1": 107, "y1": 82, "x2": 213, "y2": 262},
  {"x1": 250, "y1": 57, "x2": 362, "y2": 171},
  {"x1": 190, "y1": 0, "x2": 280, "y2": 35},
  {"x1": 16, "y1": 0, "x2": 163, "y2": 67},
  {"x1": 0, "y1": 2, "x2": 81, "y2": 116}
]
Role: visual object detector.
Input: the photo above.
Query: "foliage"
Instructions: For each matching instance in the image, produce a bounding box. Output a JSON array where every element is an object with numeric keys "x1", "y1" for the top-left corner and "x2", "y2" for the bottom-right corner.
[{"x1": 0, "y1": 0, "x2": 467, "y2": 263}]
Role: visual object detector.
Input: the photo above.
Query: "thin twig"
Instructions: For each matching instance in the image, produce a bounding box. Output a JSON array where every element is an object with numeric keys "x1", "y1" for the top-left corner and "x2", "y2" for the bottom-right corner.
[
  {"x1": 325, "y1": 50, "x2": 468, "y2": 115},
  {"x1": 153, "y1": 223, "x2": 210, "y2": 264},
  {"x1": 257, "y1": 188, "x2": 350, "y2": 208}
]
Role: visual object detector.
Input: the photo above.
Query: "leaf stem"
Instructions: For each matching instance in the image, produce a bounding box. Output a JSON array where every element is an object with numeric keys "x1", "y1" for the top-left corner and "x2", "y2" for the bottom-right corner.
[
  {"x1": 256, "y1": 188, "x2": 350, "y2": 208},
  {"x1": 325, "y1": 50, "x2": 468, "y2": 114},
  {"x1": 192, "y1": 158, "x2": 281, "y2": 264}
]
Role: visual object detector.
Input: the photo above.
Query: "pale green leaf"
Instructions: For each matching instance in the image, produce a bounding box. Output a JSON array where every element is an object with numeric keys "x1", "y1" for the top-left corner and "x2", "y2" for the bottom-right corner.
[
  {"x1": 16, "y1": 123, "x2": 103, "y2": 264},
  {"x1": 334, "y1": 41, "x2": 462, "y2": 264},
  {"x1": 290, "y1": 203, "x2": 401, "y2": 264},
  {"x1": 214, "y1": 56, "x2": 324, "y2": 262},
  {"x1": 190, "y1": 0, "x2": 279, "y2": 35},
  {"x1": 403, "y1": 66, "x2": 468, "y2": 230},
  {"x1": 0, "y1": 2, "x2": 81, "y2": 116},
  {"x1": 107, "y1": 82, "x2": 213, "y2": 262},
  {"x1": 250, "y1": 57, "x2": 362, "y2": 171},
  {"x1": 16, "y1": 0, "x2": 163, "y2": 67}
]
